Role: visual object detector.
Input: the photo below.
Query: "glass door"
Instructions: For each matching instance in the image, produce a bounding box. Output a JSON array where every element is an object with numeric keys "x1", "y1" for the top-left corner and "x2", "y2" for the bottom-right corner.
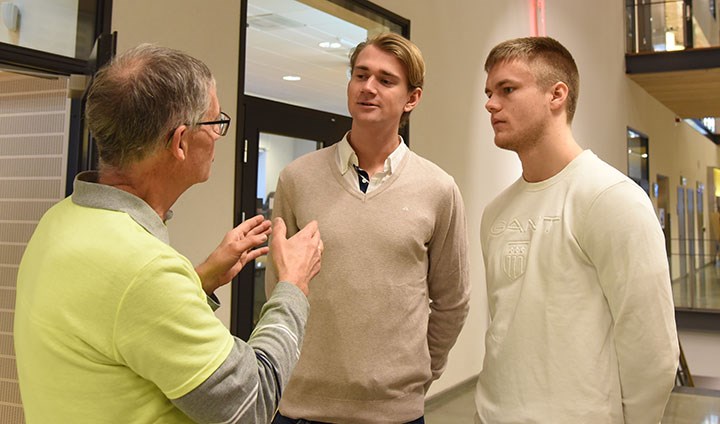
[
  {"x1": 252, "y1": 132, "x2": 320, "y2": 326},
  {"x1": 232, "y1": 96, "x2": 351, "y2": 339},
  {"x1": 232, "y1": 0, "x2": 409, "y2": 339}
]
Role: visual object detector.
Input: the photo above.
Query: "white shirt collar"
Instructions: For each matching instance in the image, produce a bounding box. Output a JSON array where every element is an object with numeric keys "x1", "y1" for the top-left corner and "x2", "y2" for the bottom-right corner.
[{"x1": 336, "y1": 132, "x2": 408, "y2": 175}]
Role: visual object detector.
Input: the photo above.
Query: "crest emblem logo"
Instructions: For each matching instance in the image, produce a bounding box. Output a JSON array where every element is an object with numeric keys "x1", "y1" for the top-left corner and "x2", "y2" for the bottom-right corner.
[{"x1": 502, "y1": 241, "x2": 529, "y2": 280}]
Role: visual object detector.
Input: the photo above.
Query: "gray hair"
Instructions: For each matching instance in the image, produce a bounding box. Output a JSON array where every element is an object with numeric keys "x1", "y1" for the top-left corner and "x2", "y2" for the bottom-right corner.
[{"x1": 85, "y1": 44, "x2": 215, "y2": 168}]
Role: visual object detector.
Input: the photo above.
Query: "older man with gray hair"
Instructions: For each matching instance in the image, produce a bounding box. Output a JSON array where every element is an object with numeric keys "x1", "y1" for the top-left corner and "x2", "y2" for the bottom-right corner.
[{"x1": 14, "y1": 44, "x2": 322, "y2": 424}]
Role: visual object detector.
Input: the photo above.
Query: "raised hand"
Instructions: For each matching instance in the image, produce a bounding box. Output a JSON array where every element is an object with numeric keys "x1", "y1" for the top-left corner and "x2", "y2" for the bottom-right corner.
[
  {"x1": 195, "y1": 214, "x2": 272, "y2": 295},
  {"x1": 270, "y1": 218, "x2": 323, "y2": 296}
]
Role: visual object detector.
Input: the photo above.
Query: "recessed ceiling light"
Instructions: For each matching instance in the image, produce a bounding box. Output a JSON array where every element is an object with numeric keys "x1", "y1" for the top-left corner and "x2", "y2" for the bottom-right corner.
[
  {"x1": 319, "y1": 41, "x2": 342, "y2": 49},
  {"x1": 283, "y1": 75, "x2": 301, "y2": 81}
]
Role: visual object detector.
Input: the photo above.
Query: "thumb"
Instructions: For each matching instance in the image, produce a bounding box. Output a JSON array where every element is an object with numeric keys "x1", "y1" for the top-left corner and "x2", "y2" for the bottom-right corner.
[{"x1": 272, "y1": 217, "x2": 287, "y2": 241}]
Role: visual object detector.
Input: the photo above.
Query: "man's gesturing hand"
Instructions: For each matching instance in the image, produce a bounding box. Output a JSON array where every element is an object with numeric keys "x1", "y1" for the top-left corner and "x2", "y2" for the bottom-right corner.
[
  {"x1": 196, "y1": 215, "x2": 272, "y2": 295},
  {"x1": 270, "y1": 218, "x2": 322, "y2": 296}
]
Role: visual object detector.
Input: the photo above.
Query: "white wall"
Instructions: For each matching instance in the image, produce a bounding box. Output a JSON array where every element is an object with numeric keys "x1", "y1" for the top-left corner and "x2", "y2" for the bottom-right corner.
[{"x1": 260, "y1": 135, "x2": 296, "y2": 198}]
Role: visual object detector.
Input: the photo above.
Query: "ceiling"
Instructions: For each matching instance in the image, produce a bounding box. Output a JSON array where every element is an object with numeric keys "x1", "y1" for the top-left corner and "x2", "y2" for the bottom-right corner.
[
  {"x1": 628, "y1": 68, "x2": 720, "y2": 119},
  {"x1": 246, "y1": 0, "x2": 389, "y2": 116}
]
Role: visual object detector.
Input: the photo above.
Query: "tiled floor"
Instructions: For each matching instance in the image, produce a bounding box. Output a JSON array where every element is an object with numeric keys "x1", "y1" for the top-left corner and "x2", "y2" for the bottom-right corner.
[
  {"x1": 424, "y1": 378, "x2": 720, "y2": 423},
  {"x1": 672, "y1": 262, "x2": 720, "y2": 311}
]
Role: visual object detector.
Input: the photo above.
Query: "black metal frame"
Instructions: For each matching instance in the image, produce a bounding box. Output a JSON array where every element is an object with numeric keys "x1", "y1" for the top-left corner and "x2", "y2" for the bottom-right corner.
[
  {"x1": 231, "y1": 0, "x2": 410, "y2": 340},
  {"x1": 625, "y1": 47, "x2": 720, "y2": 73}
]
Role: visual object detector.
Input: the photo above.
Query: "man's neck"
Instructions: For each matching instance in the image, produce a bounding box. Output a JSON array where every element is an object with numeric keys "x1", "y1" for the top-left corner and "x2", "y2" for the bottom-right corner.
[
  {"x1": 347, "y1": 124, "x2": 401, "y2": 176},
  {"x1": 518, "y1": 126, "x2": 583, "y2": 183},
  {"x1": 98, "y1": 160, "x2": 182, "y2": 220}
]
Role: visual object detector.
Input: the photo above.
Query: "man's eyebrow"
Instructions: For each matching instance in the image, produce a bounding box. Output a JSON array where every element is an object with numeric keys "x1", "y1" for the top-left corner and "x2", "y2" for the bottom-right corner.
[
  {"x1": 492, "y1": 78, "x2": 516, "y2": 88},
  {"x1": 352, "y1": 65, "x2": 400, "y2": 79}
]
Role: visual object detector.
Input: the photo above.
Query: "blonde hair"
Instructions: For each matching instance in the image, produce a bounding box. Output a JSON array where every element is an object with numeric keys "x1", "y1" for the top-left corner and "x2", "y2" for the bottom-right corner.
[
  {"x1": 349, "y1": 33, "x2": 425, "y2": 128},
  {"x1": 485, "y1": 37, "x2": 579, "y2": 123}
]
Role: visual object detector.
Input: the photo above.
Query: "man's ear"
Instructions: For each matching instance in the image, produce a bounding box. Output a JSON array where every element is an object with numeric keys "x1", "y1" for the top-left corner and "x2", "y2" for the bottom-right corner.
[
  {"x1": 167, "y1": 125, "x2": 189, "y2": 161},
  {"x1": 549, "y1": 81, "x2": 569, "y2": 113},
  {"x1": 404, "y1": 87, "x2": 422, "y2": 112}
]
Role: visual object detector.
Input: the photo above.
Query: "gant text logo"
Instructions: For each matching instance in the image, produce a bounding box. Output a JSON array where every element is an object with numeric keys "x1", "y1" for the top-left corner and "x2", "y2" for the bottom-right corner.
[{"x1": 490, "y1": 216, "x2": 560, "y2": 236}]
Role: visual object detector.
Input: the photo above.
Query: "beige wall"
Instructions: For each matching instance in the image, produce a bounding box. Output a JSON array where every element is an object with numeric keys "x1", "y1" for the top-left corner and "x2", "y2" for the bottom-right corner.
[
  {"x1": 694, "y1": 0, "x2": 720, "y2": 46},
  {"x1": 113, "y1": 0, "x2": 720, "y2": 398},
  {"x1": 626, "y1": 79, "x2": 720, "y2": 278},
  {"x1": 113, "y1": 0, "x2": 241, "y2": 328}
]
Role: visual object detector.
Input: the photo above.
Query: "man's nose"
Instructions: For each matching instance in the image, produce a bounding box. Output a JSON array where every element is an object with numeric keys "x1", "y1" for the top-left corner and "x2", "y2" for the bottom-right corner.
[
  {"x1": 361, "y1": 76, "x2": 378, "y2": 93},
  {"x1": 485, "y1": 96, "x2": 499, "y2": 113}
]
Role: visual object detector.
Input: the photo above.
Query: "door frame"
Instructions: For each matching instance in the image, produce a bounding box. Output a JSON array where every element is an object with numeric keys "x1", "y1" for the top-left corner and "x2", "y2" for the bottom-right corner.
[
  {"x1": 232, "y1": 0, "x2": 410, "y2": 339},
  {"x1": 232, "y1": 95, "x2": 352, "y2": 339}
]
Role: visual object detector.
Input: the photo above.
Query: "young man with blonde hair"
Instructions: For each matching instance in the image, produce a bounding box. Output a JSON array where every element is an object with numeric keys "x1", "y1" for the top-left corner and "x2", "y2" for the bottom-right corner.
[
  {"x1": 477, "y1": 36, "x2": 678, "y2": 423},
  {"x1": 267, "y1": 33, "x2": 470, "y2": 423}
]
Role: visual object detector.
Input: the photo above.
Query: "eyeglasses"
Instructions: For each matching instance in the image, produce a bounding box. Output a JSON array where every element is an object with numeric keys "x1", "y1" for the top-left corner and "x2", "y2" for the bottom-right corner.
[{"x1": 196, "y1": 111, "x2": 231, "y2": 136}]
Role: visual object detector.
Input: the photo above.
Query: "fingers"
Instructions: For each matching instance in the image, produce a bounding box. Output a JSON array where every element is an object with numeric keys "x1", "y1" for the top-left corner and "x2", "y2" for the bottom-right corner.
[
  {"x1": 272, "y1": 217, "x2": 288, "y2": 242},
  {"x1": 244, "y1": 245, "x2": 270, "y2": 263},
  {"x1": 298, "y1": 220, "x2": 321, "y2": 255},
  {"x1": 247, "y1": 219, "x2": 272, "y2": 237},
  {"x1": 270, "y1": 219, "x2": 323, "y2": 296},
  {"x1": 231, "y1": 233, "x2": 269, "y2": 256},
  {"x1": 238, "y1": 214, "x2": 270, "y2": 235},
  {"x1": 297, "y1": 220, "x2": 318, "y2": 237}
]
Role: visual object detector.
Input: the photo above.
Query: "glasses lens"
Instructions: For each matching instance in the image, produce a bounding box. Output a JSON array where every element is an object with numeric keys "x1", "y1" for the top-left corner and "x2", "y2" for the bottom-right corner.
[{"x1": 220, "y1": 112, "x2": 230, "y2": 136}]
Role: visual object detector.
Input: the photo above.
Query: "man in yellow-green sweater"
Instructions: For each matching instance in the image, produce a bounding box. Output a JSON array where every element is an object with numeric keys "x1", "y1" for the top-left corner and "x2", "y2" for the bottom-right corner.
[
  {"x1": 15, "y1": 44, "x2": 323, "y2": 424},
  {"x1": 267, "y1": 33, "x2": 471, "y2": 424}
]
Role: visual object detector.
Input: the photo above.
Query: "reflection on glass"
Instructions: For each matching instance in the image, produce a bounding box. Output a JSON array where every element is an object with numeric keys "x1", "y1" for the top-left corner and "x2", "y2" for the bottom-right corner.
[
  {"x1": 626, "y1": 0, "x2": 719, "y2": 53},
  {"x1": 0, "y1": 1, "x2": 98, "y2": 59},
  {"x1": 627, "y1": 128, "x2": 648, "y2": 194},
  {"x1": 246, "y1": 0, "x2": 400, "y2": 115},
  {"x1": 671, "y1": 176, "x2": 720, "y2": 312},
  {"x1": 253, "y1": 132, "x2": 321, "y2": 325}
]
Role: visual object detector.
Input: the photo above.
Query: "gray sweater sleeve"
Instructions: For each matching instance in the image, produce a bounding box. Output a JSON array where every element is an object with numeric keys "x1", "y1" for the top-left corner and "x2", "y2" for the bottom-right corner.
[{"x1": 171, "y1": 282, "x2": 309, "y2": 423}]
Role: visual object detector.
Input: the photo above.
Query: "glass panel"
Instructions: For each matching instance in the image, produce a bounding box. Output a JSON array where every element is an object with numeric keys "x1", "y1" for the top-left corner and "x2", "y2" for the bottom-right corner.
[
  {"x1": 253, "y1": 132, "x2": 321, "y2": 326},
  {"x1": 696, "y1": 183, "x2": 705, "y2": 273},
  {"x1": 674, "y1": 186, "x2": 688, "y2": 303},
  {"x1": 246, "y1": 0, "x2": 401, "y2": 116},
  {"x1": 0, "y1": 0, "x2": 98, "y2": 60},
  {"x1": 0, "y1": 69, "x2": 71, "y2": 423},
  {"x1": 627, "y1": 128, "x2": 649, "y2": 193},
  {"x1": 626, "y1": 0, "x2": 720, "y2": 53}
]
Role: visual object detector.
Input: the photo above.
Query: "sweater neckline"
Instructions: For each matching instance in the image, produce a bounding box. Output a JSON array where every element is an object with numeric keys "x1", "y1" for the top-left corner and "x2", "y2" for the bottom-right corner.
[
  {"x1": 520, "y1": 150, "x2": 594, "y2": 192},
  {"x1": 328, "y1": 143, "x2": 412, "y2": 200}
]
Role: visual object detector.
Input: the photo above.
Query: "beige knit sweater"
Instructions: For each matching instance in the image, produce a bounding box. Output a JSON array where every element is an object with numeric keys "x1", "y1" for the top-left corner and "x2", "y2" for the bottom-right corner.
[{"x1": 265, "y1": 143, "x2": 470, "y2": 423}]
